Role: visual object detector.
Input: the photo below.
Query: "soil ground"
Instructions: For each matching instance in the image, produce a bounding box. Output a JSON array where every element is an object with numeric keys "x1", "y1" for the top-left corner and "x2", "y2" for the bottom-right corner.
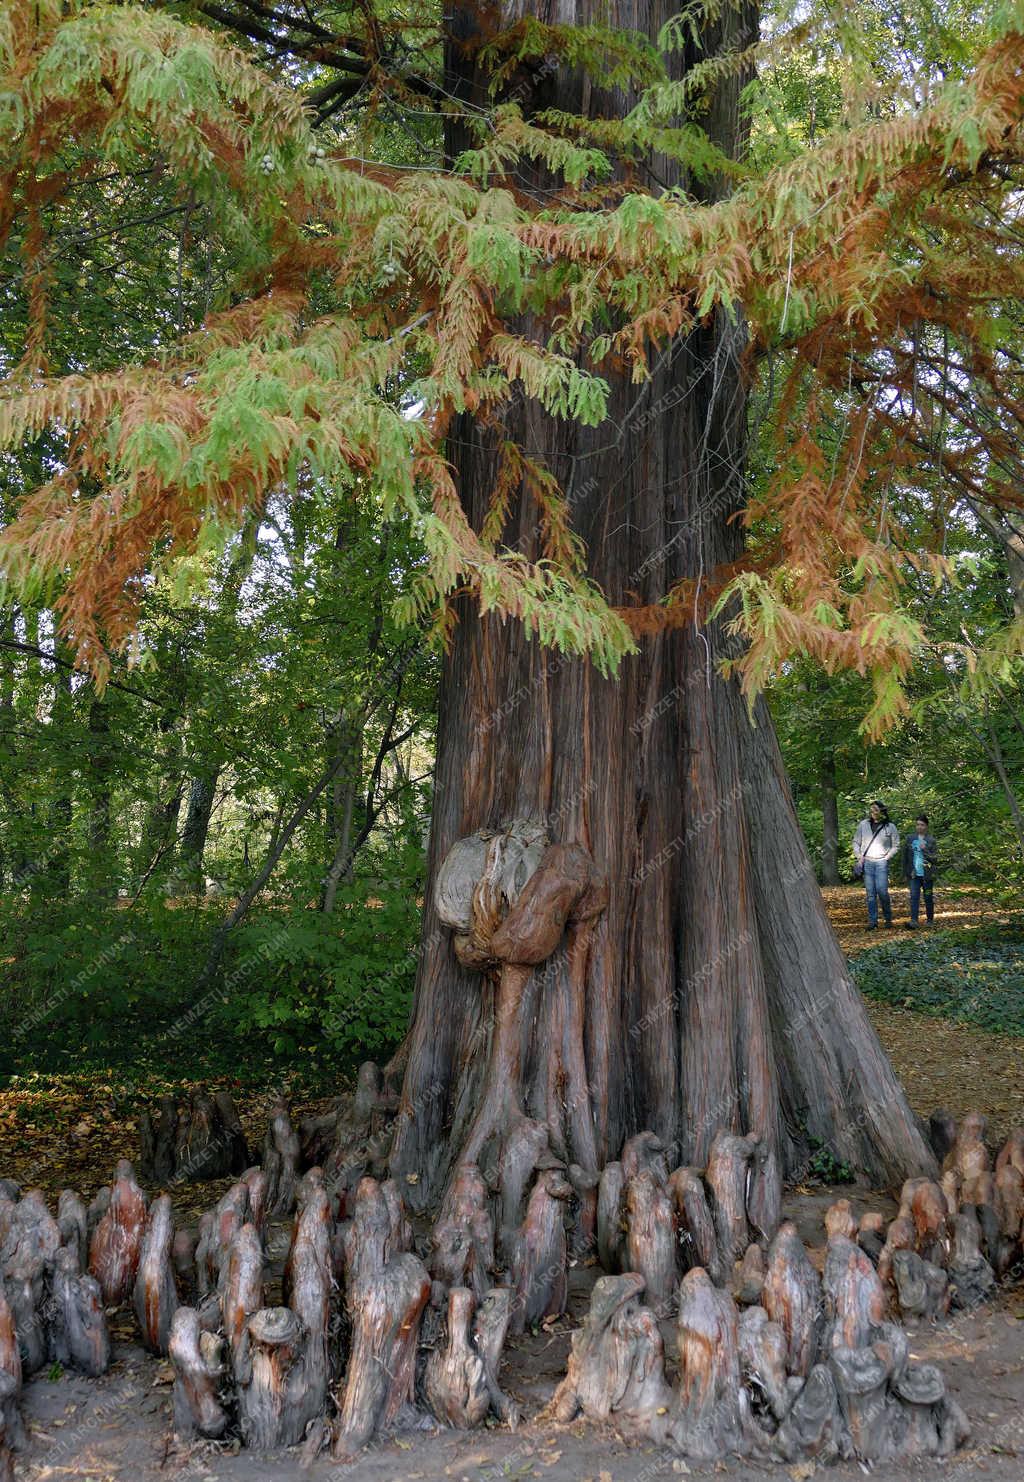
[{"x1": 8, "y1": 886, "x2": 1024, "y2": 1480}]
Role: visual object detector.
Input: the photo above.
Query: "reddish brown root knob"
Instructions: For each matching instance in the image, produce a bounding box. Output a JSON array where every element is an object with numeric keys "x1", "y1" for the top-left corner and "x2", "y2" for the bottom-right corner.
[
  {"x1": 878, "y1": 1215, "x2": 915, "y2": 1290},
  {"x1": 824, "y1": 1200, "x2": 857, "y2": 1242},
  {"x1": 221, "y1": 1223, "x2": 264, "y2": 1384},
  {"x1": 133, "y1": 1194, "x2": 177, "y2": 1356},
  {"x1": 596, "y1": 1161, "x2": 626, "y2": 1274},
  {"x1": 995, "y1": 1128, "x2": 1024, "y2": 1179},
  {"x1": 240, "y1": 1168, "x2": 269, "y2": 1235},
  {"x1": 668, "y1": 1167, "x2": 721, "y2": 1283},
  {"x1": 283, "y1": 1171, "x2": 332, "y2": 1435},
  {"x1": 621, "y1": 1131, "x2": 672, "y2": 1184},
  {"x1": 928, "y1": 1109, "x2": 958, "y2": 1165},
  {"x1": 56, "y1": 1190, "x2": 88, "y2": 1271},
  {"x1": 0, "y1": 1281, "x2": 21, "y2": 1400},
  {"x1": 705, "y1": 1131, "x2": 756, "y2": 1274},
  {"x1": 0, "y1": 1372, "x2": 19, "y2": 1482},
  {"x1": 761, "y1": 1221, "x2": 822, "y2": 1379},
  {"x1": 472, "y1": 1286, "x2": 518, "y2": 1426},
  {"x1": 734, "y1": 1242, "x2": 766, "y2": 1306},
  {"x1": 907, "y1": 1180, "x2": 950, "y2": 1266},
  {"x1": 856, "y1": 1211, "x2": 886, "y2": 1265},
  {"x1": 823, "y1": 1235, "x2": 887, "y2": 1352},
  {"x1": 944, "y1": 1112, "x2": 989, "y2": 1199},
  {"x1": 493, "y1": 1115, "x2": 549, "y2": 1266},
  {"x1": 738, "y1": 1303, "x2": 791, "y2": 1423},
  {"x1": 87, "y1": 1163, "x2": 147, "y2": 1308}
]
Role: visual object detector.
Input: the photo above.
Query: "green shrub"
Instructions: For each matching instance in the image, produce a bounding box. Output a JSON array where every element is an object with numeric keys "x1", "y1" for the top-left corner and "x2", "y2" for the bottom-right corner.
[
  {"x1": 850, "y1": 922, "x2": 1024, "y2": 1037},
  {"x1": 222, "y1": 885, "x2": 419, "y2": 1058}
]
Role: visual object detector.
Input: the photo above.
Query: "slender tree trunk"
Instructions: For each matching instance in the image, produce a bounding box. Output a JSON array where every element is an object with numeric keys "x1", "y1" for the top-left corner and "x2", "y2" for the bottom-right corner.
[
  {"x1": 48, "y1": 642, "x2": 74, "y2": 893},
  {"x1": 388, "y1": 0, "x2": 934, "y2": 1206},
  {"x1": 84, "y1": 694, "x2": 115, "y2": 895},
  {"x1": 820, "y1": 750, "x2": 840, "y2": 885},
  {"x1": 982, "y1": 721, "x2": 1024, "y2": 858},
  {"x1": 321, "y1": 716, "x2": 363, "y2": 914},
  {"x1": 178, "y1": 769, "x2": 219, "y2": 891},
  {"x1": 0, "y1": 607, "x2": 15, "y2": 888}
]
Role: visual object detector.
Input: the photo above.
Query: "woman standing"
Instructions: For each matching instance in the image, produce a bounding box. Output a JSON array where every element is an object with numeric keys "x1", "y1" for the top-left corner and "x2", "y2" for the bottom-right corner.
[
  {"x1": 902, "y1": 814, "x2": 938, "y2": 928},
  {"x1": 853, "y1": 801, "x2": 900, "y2": 929}
]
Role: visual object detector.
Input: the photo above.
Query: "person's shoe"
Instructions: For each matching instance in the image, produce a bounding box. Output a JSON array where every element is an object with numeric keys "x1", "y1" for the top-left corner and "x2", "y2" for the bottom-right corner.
[
  {"x1": 907, "y1": 922, "x2": 918, "y2": 930},
  {"x1": 866, "y1": 923, "x2": 877, "y2": 930},
  {"x1": 883, "y1": 920, "x2": 893, "y2": 928}
]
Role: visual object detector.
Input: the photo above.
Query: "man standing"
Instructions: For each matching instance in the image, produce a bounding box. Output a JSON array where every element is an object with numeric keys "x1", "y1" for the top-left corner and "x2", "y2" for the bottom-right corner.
[
  {"x1": 853, "y1": 801, "x2": 900, "y2": 929},
  {"x1": 902, "y1": 814, "x2": 938, "y2": 928}
]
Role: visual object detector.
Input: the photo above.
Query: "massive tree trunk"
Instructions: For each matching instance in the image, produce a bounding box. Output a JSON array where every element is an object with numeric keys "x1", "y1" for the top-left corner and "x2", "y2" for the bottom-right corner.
[{"x1": 388, "y1": 0, "x2": 935, "y2": 1206}]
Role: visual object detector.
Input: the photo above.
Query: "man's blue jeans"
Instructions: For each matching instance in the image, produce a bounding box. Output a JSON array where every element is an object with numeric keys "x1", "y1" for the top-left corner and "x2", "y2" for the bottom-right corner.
[
  {"x1": 864, "y1": 859, "x2": 892, "y2": 926},
  {"x1": 910, "y1": 873, "x2": 934, "y2": 923}
]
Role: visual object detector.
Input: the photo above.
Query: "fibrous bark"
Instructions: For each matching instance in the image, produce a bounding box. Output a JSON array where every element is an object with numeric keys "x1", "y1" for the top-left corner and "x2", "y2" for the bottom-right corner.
[{"x1": 386, "y1": 0, "x2": 936, "y2": 1217}]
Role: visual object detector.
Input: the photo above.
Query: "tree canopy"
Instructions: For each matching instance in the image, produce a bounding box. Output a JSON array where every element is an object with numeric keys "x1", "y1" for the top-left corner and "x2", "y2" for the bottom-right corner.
[{"x1": 3, "y1": 0, "x2": 1024, "y2": 733}]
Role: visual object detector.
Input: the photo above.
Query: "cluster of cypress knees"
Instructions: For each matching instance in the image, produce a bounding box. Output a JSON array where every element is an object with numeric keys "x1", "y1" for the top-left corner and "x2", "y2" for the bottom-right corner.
[{"x1": 1, "y1": 1079, "x2": 1021, "y2": 1477}]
